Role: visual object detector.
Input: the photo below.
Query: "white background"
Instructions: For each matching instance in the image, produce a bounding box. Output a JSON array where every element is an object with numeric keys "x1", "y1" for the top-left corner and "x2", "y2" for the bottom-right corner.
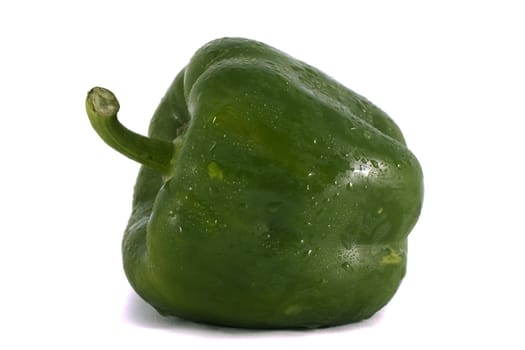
[{"x1": 1, "y1": 1, "x2": 524, "y2": 348}]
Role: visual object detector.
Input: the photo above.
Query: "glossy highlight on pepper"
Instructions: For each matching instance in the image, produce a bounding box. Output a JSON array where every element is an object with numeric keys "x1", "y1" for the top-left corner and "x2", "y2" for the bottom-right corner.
[{"x1": 86, "y1": 37, "x2": 424, "y2": 329}]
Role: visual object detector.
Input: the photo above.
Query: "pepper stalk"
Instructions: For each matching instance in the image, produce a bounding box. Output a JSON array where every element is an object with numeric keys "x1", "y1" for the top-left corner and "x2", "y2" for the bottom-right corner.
[{"x1": 85, "y1": 87, "x2": 174, "y2": 174}]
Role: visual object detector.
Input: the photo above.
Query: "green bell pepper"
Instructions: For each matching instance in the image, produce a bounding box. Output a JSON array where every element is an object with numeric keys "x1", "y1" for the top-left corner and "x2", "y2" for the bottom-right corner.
[{"x1": 86, "y1": 37, "x2": 423, "y2": 329}]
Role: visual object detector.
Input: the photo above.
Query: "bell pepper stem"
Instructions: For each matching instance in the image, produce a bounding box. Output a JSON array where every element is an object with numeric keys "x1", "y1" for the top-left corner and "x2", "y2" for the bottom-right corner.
[{"x1": 86, "y1": 87, "x2": 173, "y2": 174}]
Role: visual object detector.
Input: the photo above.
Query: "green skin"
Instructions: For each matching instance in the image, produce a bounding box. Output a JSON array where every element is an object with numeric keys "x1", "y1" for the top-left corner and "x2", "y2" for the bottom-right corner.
[{"x1": 86, "y1": 38, "x2": 423, "y2": 329}]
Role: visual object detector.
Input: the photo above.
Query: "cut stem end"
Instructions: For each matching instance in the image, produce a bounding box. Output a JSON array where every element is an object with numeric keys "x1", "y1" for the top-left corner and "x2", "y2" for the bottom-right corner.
[{"x1": 88, "y1": 87, "x2": 120, "y2": 117}]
